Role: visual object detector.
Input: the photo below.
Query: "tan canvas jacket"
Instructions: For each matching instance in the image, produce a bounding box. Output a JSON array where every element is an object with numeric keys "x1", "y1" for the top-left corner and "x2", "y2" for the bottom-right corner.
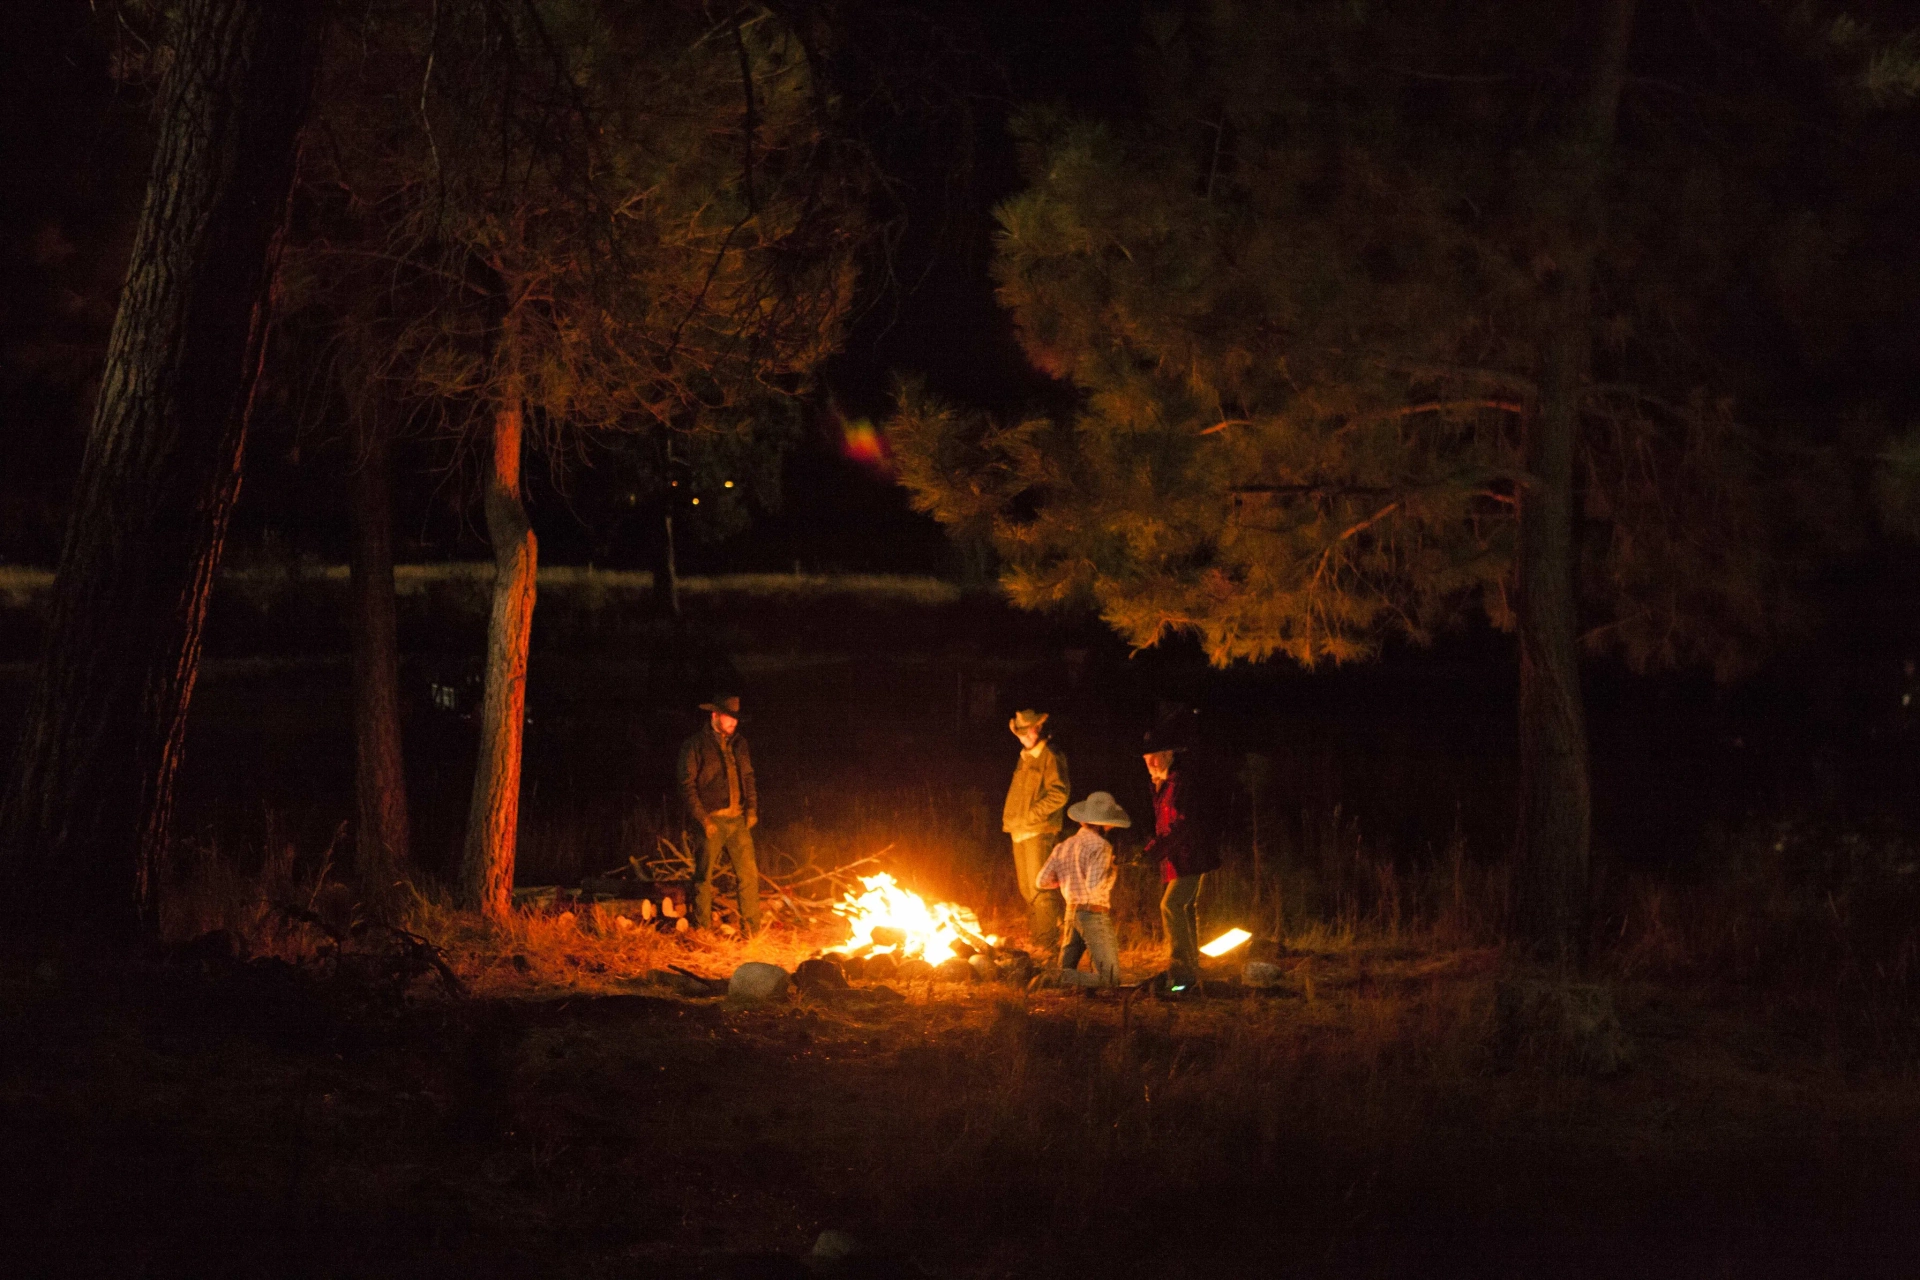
[{"x1": 1002, "y1": 741, "x2": 1069, "y2": 840}]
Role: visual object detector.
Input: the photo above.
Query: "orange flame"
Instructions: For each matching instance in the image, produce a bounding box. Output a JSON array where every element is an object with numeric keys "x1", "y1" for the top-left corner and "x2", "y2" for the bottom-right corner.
[{"x1": 829, "y1": 872, "x2": 997, "y2": 962}]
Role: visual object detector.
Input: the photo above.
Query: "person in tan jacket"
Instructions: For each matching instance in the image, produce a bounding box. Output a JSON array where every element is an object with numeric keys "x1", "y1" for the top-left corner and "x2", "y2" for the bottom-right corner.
[{"x1": 1003, "y1": 708, "x2": 1070, "y2": 956}]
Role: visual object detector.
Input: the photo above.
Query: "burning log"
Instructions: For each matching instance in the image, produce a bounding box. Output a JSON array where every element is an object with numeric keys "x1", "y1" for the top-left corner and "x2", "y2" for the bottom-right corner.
[{"x1": 824, "y1": 872, "x2": 998, "y2": 965}]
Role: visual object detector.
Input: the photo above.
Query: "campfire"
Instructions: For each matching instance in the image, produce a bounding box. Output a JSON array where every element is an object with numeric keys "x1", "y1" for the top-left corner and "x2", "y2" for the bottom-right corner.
[{"x1": 828, "y1": 872, "x2": 998, "y2": 962}]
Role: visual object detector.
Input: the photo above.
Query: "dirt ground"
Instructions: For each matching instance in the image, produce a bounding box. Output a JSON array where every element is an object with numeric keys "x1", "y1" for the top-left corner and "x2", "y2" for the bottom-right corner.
[{"x1": 6, "y1": 919, "x2": 1920, "y2": 1280}]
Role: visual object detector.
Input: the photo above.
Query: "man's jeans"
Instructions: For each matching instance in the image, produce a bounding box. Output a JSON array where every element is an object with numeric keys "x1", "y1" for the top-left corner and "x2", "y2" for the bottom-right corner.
[
  {"x1": 1011, "y1": 834, "x2": 1063, "y2": 957},
  {"x1": 1161, "y1": 874, "x2": 1205, "y2": 980},
  {"x1": 1058, "y1": 907, "x2": 1120, "y2": 986},
  {"x1": 692, "y1": 814, "x2": 762, "y2": 934}
]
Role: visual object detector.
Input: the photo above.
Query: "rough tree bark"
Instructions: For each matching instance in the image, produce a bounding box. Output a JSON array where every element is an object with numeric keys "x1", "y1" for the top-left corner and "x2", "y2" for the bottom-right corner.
[
  {"x1": 347, "y1": 406, "x2": 411, "y2": 906},
  {"x1": 459, "y1": 389, "x2": 538, "y2": 921},
  {"x1": 1511, "y1": 0, "x2": 1637, "y2": 963},
  {"x1": 0, "y1": 0, "x2": 321, "y2": 939}
]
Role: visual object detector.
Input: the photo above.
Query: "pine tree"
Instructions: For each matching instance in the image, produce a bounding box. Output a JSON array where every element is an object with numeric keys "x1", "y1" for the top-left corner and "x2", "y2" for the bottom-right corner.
[
  {"x1": 0, "y1": 0, "x2": 322, "y2": 940},
  {"x1": 891, "y1": 0, "x2": 1859, "y2": 958},
  {"x1": 296, "y1": 0, "x2": 865, "y2": 918}
]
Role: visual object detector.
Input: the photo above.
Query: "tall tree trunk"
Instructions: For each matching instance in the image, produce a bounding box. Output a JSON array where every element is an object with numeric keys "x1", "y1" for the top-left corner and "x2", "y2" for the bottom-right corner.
[
  {"x1": 348, "y1": 407, "x2": 411, "y2": 906},
  {"x1": 0, "y1": 0, "x2": 320, "y2": 940},
  {"x1": 650, "y1": 510, "x2": 681, "y2": 617},
  {"x1": 459, "y1": 396, "x2": 537, "y2": 921},
  {"x1": 1511, "y1": 0, "x2": 1637, "y2": 963}
]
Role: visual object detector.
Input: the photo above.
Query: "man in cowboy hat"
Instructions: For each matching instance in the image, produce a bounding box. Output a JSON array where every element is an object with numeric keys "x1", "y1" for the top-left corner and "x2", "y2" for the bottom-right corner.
[
  {"x1": 1036, "y1": 791, "x2": 1131, "y2": 986},
  {"x1": 1004, "y1": 708, "x2": 1070, "y2": 956},
  {"x1": 677, "y1": 694, "x2": 762, "y2": 937}
]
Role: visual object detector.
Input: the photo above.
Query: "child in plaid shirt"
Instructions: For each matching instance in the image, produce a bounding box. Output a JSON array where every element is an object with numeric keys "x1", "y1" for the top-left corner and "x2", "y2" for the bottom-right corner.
[{"x1": 1035, "y1": 792, "x2": 1131, "y2": 986}]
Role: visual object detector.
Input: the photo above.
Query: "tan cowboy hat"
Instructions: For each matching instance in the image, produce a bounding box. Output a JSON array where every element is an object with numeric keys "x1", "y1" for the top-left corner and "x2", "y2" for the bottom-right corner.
[
  {"x1": 700, "y1": 694, "x2": 745, "y2": 719},
  {"x1": 1067, "y1": 791, "x2": 1131, "y2": 827},
  {"x1": 1008, "y1": 708, "x2": 1049, "y2": 734}
]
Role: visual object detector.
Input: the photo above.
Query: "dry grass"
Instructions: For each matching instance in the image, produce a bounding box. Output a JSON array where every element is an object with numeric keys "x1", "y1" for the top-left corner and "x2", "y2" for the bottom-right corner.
[{"x1": 15, "y1": 819, "x2": 1914, "y2": 1277}]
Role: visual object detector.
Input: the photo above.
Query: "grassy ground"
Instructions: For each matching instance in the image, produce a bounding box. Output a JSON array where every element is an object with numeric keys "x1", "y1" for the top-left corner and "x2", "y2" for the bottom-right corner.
[
  {"x1": 7, "y1": 569, "x2": 1920, "y2": 1275},
  {"x1": 6, "y1": 883, "x2": 1920, "y2": 1279}
]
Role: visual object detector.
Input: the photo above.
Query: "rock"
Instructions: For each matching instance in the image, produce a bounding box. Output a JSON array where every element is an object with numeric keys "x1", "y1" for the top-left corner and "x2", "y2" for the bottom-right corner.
[
  {"x1": 863, "y1": 954, "x2": 898, "y2": 982},
  {"x1": 895, "y1": 957, "x2": 934, "y2": 982},
  {"x1": 836, "y1": 953, "x2": 868, "y2": 981},
  {"x1": 933, "y1": 957, "x2": 973, "y2": 983},
  {"x1": 996, "y1": 952, "x2": 1036, "y2": 986},
  {"x1": 1243, "y1": 961, "x2": 1285, "y2": 988},
  {"x1": 794, "y1": 956, "x2": 850, "y2": 995},
  {"x1": 968, "y1": 953, "x2": 997, "y2": 981},
  {"x1": 869, "y1": 925, "x2": 907, "y2": 949},
  {"x1": 811, "y1": 1229, "x2": 862, "y2": 1262},
  {"x1": 729, "y1": 961, "x2": 792, "y2": 1001}
]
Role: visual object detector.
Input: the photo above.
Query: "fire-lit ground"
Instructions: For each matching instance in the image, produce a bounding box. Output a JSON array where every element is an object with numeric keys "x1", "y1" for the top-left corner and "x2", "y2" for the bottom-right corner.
[{"x1": 6, "y1": 920, "x2": 1920, "y2": 1279}]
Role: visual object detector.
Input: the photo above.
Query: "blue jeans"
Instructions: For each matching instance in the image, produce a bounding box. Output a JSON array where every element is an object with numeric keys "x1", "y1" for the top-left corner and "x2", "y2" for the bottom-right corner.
[{"x1": 1058, "y1": 908, "x2": 1120, "y2": 986}]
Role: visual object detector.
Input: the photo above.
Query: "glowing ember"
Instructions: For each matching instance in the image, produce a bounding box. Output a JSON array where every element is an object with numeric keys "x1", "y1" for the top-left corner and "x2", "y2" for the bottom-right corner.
[
  {"x1": 1200, "y1": 927, "x2": 1252, "y2": 958},
  {"x1": 829, "y1": 872, "x2": 997, "y2": 962}
]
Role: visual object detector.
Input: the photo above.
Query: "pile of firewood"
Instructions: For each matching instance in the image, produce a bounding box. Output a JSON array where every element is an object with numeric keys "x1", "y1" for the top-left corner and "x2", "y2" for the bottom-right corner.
[{"x1": 515, "y1": 834, "x2": 892, "y2": 936}]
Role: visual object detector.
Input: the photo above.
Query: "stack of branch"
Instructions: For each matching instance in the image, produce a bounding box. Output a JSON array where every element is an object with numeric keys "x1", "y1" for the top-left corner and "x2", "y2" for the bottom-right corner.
[{"x1": 633, "y1": 835, "x2": 892, "y2": 934}]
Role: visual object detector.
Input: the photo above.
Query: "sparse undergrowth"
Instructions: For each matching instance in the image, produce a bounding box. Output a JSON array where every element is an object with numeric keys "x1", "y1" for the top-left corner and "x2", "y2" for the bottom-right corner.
[{"x1": 10, "y1": 793, "x2": 1920, "y2": 1276}]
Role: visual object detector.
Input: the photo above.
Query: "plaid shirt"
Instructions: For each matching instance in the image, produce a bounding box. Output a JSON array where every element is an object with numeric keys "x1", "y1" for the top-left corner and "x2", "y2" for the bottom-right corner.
[{"x1": 1034, "y1": 827, "x2": 1116, "y2": 909}]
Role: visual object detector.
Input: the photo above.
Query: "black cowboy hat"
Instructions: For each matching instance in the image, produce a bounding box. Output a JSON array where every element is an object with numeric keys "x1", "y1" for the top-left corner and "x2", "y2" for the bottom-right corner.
[{"x1": 699, "y1": 694, "x2": 746, "y2": 720}]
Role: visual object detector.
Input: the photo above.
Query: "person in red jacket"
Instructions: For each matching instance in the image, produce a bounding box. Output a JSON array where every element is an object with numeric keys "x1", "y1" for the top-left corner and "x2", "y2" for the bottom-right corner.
[{"x1": 1143, "y1": 726, "x2": 1219, "y2": 986}]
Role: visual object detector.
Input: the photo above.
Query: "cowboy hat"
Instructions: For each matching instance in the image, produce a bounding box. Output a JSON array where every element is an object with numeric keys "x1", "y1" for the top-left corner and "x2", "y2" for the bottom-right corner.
[
  {"x1": 1067, "y1": 791, "x2": 1131, "y2": 827},
  {"x1": 700, "y1": 694, "x2": 746, "y2": 719},
  {"x1": 1008, "y1": 708, "x2": 1049, "y2": 734},
  {"x1": 1142, "y1": 705, "x2": 1198, "y2": 754}
]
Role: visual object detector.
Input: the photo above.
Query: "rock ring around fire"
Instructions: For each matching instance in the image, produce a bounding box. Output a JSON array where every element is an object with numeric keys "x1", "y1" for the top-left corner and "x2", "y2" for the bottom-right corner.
[{"x1": 728, "y1": 961, "x2": 792, "y2": 1001}]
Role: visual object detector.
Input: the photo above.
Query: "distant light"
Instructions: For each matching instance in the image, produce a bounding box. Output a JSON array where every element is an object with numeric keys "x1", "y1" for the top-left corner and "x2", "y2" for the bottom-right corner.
[
  {"x1": 1200, "y1": 928, "x2": 1252, "y2": 958},
  {"x1": 723, "y1": 480, "x2": 734, "y2": 488},
  {"x1": 690, "y1": 497, "x2": 700, "y2": 505},
  {"x1": 671, "y1": 480, "x2": 679, "y2": 487}
]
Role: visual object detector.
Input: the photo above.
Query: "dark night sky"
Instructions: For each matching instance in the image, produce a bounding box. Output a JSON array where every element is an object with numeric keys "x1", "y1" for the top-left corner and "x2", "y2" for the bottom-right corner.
[
  {"x1": 6, "y1": 0, "x2": 1920, "y2": 607},
  {"x1": 1, "y1": 1, "x2": 1151, "y2": 575}
]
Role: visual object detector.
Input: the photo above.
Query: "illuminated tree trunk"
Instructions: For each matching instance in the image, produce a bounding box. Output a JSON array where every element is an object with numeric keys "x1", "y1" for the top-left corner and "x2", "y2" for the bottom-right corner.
[
  {"x1": 1511, "y1": 0, "x2": 1636, "y2": 963},
  {"x1": 348, "y1": 408, "x2": 411, "y2": 905},
  {"x1": 0, "y1": 0, "x2": 319, "y2": 939},
  {"x1": 459, "y1": 393, "x2": 537, "y2": 921}
]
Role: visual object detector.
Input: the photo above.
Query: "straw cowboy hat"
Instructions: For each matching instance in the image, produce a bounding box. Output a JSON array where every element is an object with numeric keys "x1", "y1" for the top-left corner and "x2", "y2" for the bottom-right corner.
[
  {"x1": 700, "y1": 694, "x2": 746, "y2": 719},
  {"x1": 1067, "y1": 791, "x2": 1131, "y2": 827},
  {"x1": 1008, "y1": 708, "x2": 1050, "y2": 734}
]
